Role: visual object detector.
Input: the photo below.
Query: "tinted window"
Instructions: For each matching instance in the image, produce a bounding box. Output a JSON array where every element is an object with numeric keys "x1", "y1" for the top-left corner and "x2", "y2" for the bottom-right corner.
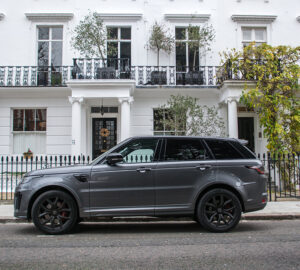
[
  {"x1": 205, "y1": 139, "x2": 243, "y2": 160},
  {"x1": 164, "y1": 139, "x2": 210, "y2": 161},
  {"x1": 230, "y1": 141, "x2": 256, "y2": 159},
  {"x1": 114, "y1": 138, "x2": 158, "y2": 163}
]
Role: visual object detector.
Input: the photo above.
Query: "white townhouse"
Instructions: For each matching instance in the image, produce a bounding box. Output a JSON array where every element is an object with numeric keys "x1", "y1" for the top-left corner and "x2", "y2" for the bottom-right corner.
[{"x1": 0, "y1": 0, "x2": 299, "y2": 159}]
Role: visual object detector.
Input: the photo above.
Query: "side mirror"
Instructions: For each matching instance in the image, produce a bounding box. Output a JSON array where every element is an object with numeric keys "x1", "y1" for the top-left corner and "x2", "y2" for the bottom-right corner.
[{"x1": 106, "y1": 153, "x2": 124, "y2": 165}]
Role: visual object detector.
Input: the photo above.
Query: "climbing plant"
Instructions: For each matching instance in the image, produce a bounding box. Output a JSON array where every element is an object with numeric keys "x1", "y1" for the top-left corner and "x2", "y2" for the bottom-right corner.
[{"x1": 220, "y1": 43, "x2": 300, "y2": 155}]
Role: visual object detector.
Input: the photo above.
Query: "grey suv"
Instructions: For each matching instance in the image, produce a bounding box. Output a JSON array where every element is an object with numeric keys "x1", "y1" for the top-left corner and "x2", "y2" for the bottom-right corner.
[{"x1": 14, "y1": 136, "x2": 267, "y2": 234}]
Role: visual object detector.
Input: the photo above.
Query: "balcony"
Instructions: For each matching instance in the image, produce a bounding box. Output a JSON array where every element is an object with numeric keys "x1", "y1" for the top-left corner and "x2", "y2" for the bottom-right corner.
[{"x1": 0, "y1": 58, "x2": 221, "y2": 87}]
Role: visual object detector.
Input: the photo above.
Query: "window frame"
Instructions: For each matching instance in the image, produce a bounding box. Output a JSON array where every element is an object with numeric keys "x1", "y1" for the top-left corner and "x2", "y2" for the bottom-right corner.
[
  {"x1": 153, "y1": 108, "x2": 186, "y2": 136},
  {"x1": 37, "y1": 25, "x2": 63, "y2": 67},
  {"x1": 175, "y1": 26, "x2": 201, "y2": 69},
  {"x1": 12, "y1": 108, "x2": 47, "y2": 133},
  {"x1": 241, "y1": 26, "x2": 267, "y2": 47},
  {"x1": 106, "y1": 26, "x2": 131, "y2": 61}
]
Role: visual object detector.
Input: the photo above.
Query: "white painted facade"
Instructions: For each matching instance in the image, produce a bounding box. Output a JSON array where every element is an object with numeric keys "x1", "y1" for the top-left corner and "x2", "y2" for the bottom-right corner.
[{"x1": 0, "y1": 0, "x2": 299, "y2": 157}]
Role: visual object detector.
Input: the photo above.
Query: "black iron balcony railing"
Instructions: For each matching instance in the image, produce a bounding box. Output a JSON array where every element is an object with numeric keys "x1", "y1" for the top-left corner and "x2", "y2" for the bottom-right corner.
[
  {"x1": 0, "y1": 65, "x2": 72, "y2": 87},
  {"x1": 0, "y1": 58, "x2": 221, "y2": 87}
]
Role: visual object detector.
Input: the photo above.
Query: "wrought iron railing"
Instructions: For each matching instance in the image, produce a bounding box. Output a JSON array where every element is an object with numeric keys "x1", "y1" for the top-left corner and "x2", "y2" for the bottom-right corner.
[
  {"x1": 0, "y1": 153, "x2": 299, "y2": 201},
  {"x1": 0, "y1": 59, "x2": 220, "y2": 87},
  {"x1": 0, "y1": 66, "x2": 72, "y2": 87}
]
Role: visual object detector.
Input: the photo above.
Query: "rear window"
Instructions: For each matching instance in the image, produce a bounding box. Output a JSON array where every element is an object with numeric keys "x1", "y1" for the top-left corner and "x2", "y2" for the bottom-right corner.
[
  {"x1": 204, "y1": 139, "x2": 243, "y2": 160},
  {"x1": 229, "y1": 141, "x2": 256, "y2": 159}
]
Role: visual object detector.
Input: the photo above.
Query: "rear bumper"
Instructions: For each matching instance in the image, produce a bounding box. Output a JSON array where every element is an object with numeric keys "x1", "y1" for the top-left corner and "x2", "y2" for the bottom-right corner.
[{"x1": 244, "y1": 192, "x2": 268, "y2": 213}]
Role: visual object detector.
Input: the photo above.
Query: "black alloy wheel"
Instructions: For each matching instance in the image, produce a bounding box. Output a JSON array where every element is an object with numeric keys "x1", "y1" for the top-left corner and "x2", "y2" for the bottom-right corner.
[
  {"x1": 32, "y1": 190, "x2": 78, "y2": 235},
  {"x1": 197, "y1": 188, "x2": 242, "y2": 232}
]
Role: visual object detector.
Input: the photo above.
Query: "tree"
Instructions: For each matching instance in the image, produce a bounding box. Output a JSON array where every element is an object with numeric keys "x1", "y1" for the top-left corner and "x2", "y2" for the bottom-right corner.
[
  {"x1": 220, "y1": 43, "x2": 300, "y2": 154},
  {"x1": 147, "y1": 22, "x2": 174, "y2": 66},
  {"x1": 71, "y1": 11, "x2": 107, "y2": 60},
  {"x1": 157, "y1": 94, "x2": 225, "y2": 136},
  {"x1": 187, "y1": 24, "x2": 215, "y2": 69}
]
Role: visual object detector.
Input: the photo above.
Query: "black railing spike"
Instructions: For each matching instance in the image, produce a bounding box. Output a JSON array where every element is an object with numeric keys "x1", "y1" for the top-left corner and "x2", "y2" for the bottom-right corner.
[
  {"x1": 16, "y1": 156, "x2": 18, "y2": 162},
  {"x1": 87, "y1": 156, "x2": 90, "y2": 163},
  {"x1": 1, "y1": 156, "x2": 3, "y2": 162}
]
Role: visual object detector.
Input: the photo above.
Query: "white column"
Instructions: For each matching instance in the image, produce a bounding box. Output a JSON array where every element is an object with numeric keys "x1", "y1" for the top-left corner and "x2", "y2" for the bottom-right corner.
[
  {"x1": 118, "y1": 97, "x2": 134, "y2": 141},
  {"x1": 69, "y1": 97, "x2": 84, "y2": 156},
  {"x1": 227, "y1": 97, "x2": 238, "y2": 138}
]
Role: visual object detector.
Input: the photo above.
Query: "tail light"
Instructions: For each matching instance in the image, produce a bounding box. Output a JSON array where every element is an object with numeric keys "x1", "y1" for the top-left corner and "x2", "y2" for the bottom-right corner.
[{"x1": 246, "y1": 165, "x2": 265, "y2": 174}]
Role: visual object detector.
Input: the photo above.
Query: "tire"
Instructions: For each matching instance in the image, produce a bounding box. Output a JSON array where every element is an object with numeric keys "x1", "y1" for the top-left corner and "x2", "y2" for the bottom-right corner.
[
  {"x1": 31, "y1": 190, "x2": 78, "y2": 235},
  {"x1": 196, "y1": 188, "x2": 242, "y2": 232}
]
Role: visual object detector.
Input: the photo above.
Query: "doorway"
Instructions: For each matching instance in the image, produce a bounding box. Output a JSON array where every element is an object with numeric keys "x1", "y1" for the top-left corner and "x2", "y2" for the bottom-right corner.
[
  {"x1": 238, "y1": 117, "x2": 255, "y2": 152},
  {"x1": 92, "y1": 118, "x2": 117, "y2": 159}
]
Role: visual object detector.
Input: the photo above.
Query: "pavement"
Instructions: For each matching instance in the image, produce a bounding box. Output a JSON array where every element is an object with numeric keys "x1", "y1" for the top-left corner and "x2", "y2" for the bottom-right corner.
[{"x1": 1, "y1": 201, "x2": 300, "y2": 223}]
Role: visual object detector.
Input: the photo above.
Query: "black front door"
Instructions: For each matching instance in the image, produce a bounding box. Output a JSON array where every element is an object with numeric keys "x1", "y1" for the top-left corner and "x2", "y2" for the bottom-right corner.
[
  {"x1": 92, "y1": 118, "x2": 117, "y2": 159},
  {"x1": 238, "y1": 117, "x2": 255, "y2": 152}
]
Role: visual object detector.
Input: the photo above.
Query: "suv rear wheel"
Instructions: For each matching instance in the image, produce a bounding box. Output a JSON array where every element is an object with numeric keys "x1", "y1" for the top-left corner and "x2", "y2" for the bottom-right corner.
[
  {"x1": 196, "y1": 188, "x2": 242, "y2": 232},
  {"x1": 31, "y1": 190, "x2": 78, "y2": 235}
]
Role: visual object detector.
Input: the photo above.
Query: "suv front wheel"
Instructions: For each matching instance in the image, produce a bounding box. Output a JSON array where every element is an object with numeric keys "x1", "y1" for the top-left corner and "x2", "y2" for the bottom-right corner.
[
  {"x1": 31, "y1": 190, "x2": 78, "y2": 235},
  {"x1": 196, "y1": 188, "x2": 242, "y2": 232}
]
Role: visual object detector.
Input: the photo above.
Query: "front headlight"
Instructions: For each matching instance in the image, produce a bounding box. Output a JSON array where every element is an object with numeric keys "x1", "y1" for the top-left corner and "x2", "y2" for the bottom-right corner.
[{"x1": 20, "y1": 175, "x2": 42, "y2": 185}]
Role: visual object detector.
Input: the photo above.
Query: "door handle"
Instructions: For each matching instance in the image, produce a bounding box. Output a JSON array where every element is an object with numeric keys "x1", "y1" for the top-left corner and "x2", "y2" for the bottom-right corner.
[
  {"x1": 136, "y1": 167, "x2": 151, "y2": 173},
  {"x1": 196, "y1": 165, "x2": 212, "y2": 171},
  {"x1": 73, "y1": 174, "x2": 89, "y2": 182}
]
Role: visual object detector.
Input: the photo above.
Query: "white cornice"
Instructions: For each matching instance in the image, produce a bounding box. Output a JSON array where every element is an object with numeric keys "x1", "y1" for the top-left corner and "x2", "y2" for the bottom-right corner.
[
  {"x1": 297, "y1": 16, "x2": 300, "y2": 23},
  {"x1": 0, "y1": 13, "x2": 5, "y2": 21},
  {"x1": 164, "y1": 14, "x2": 210, "y2": 22},
  {"x1": 97, "y1": 13, "x2": 142, "y2": 21},
  {"x1": 231, "y1": 14, "x2": 277, "y2": 23},
  {"x1": 25, "y1": 13, "x2": 74, "y2": 22}
]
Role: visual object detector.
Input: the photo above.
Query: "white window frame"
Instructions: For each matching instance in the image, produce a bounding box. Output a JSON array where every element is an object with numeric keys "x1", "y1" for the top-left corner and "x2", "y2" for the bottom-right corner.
[
  {"x1": 36, "y1": 25, "x2": 64, "y2": 67},
  {"x1": 12, "y1": 108, "x2": 47, "y2": 134},
  {"x1": 153, "y1": 108, "x2": 185, "y2": 136},
  {"x1": 237, "y1": 23, "x2": 272, "y2": 49},
  {"x1": 106, "y1": 26, "x2": 131, "y2": 59},
  {"x1": 241, "y1": 27, "x2": 267, "y2": 47},
  {"x1": 175, "y1": 26, "x2": 202, "y2": 68}
]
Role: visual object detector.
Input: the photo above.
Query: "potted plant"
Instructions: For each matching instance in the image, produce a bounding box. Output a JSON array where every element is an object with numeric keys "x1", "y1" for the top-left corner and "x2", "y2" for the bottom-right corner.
[
  {"x1": 71, "y1": 11, "x2": 117, "y2": 79},
  {"x1": 23, "y1": 148, "x2": 33, "y2": 159},
  {"x1": 185, "y1": 24, "x2": 215, "y2": 85},
  {"x1": 147, "y1": 22, "x2": 174, "y2": 85}
]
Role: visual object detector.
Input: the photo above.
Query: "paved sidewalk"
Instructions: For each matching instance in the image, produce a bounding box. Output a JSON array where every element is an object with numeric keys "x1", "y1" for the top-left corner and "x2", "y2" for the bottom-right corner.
[{"x1": 1, "y1": 201, "x2": 300, "y2": 223}]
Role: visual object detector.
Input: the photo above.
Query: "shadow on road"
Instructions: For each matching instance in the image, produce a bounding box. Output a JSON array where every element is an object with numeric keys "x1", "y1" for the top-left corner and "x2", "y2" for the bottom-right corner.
[{"x1": 14, "y1": 220, "x2": 270, "y2": 235}]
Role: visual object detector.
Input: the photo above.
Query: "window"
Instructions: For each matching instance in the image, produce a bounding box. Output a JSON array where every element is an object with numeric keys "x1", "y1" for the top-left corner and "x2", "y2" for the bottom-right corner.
[
  {"x1": 13, "y1": 109, "x2": 47, "y2": 154},
  {"x1": 37, "y1": 26, "x2": 63, "y2": 67},
  {"x1": 175, "y1": 27, "x2": 200, "y2": 70},
  {"x1": 37, "y1": 26, "x2": 63, "y2": 85},
  {"x1": 107, "y1": 27, "x2": 131, "y2": 70},
  {"x1": 164, "y1": 139, "x2": 210, "y2": 161},
  {"x1": 242, "y1": 27, "x2": 266, "y2": 47},
  {"x1": 13, "y1": 109, "x2": 46, "y2": 132},
  {"x1": 153, "y1": 109, "x2": 185, "y2": 135},
  {"x1": 114, "y1": 138, "x2": 158, "y2": 163},
  {"x1": 204, "y1": 139, "x2": 243, "y2": 160}
]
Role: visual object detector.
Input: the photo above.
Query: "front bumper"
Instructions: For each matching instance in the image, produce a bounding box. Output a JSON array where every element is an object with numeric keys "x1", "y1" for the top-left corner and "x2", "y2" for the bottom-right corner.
[{"x1": 14, "y1": 184, "x2": 32, "y2": 220}]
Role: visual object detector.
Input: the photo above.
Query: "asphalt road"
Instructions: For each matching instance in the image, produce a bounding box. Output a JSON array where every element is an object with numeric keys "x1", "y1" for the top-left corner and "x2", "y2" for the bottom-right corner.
[{"x1": 0, "y1": 220, "x2": 300, "y2": 270}]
